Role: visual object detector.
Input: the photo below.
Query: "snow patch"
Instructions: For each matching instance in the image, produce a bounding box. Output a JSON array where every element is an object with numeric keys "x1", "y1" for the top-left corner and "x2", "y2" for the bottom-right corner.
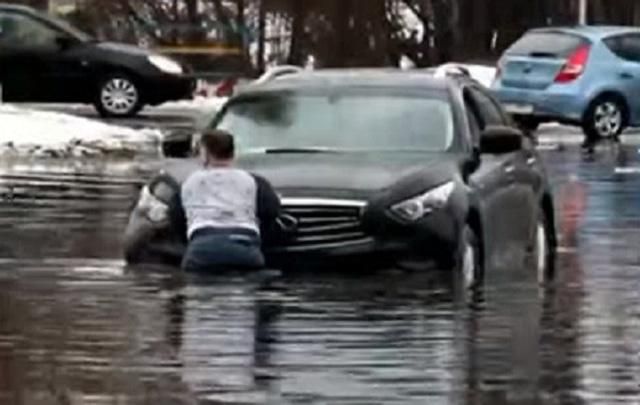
[
  {"x1": 435, "y1": 63, "x2": 497, "y2": 88},
  {"x1": 153, "y1": 96, "x2": 227, "y2": 114},
  {"x1": 0, "y1": 105, "x2": 162, "y2": 158}
]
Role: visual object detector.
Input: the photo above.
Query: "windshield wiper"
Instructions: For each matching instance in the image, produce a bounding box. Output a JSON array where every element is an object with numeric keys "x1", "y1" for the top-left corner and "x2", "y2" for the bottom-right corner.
[{"x1": 260, "y1": 147, "x2": 343, "y2": 154}]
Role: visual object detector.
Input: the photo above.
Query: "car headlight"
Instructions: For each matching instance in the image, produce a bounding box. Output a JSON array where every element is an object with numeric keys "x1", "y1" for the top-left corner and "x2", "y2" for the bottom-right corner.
[
  {"x1": 137, "y1": 185, "x2": 169, "y2": 223},
  {"x1": 390, "y1": 181, "x2": 456, "y2": 221},
  {"x1": 148, "y1": 55, "x2": 183, "y2": 75}
]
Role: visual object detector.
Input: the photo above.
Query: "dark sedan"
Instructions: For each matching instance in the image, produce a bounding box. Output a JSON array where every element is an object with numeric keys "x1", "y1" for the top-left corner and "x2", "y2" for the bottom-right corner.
[
  {"x1": 0, "y1": 4, "x2": 195, "y2": 117},
  {"x1": 124, "y1": 70, "x2": 557, "y2": 288}
]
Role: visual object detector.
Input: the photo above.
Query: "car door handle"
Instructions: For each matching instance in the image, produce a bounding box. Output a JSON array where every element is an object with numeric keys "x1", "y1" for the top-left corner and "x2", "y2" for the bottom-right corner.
[
  {"x1": 620, "y1": 72, "x2": 634, "y2": 79},
  {"x1": 527, "y1": 156, "x2": 537, "y2": 166},
  {"x1": 504, "y1": 165, "x2": 516, "y2": 174}
]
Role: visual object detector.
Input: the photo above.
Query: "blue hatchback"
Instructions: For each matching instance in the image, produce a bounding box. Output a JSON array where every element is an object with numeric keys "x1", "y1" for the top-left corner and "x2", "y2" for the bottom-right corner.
[{"x1": 493, "y1": 26, "x2": 640, "y2": 144}]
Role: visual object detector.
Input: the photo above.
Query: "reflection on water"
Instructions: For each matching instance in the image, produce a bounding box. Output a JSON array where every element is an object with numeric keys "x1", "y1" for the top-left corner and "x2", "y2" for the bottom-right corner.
[{"x1": 0, "y1": 149, "x2": 638, "y2": 404}]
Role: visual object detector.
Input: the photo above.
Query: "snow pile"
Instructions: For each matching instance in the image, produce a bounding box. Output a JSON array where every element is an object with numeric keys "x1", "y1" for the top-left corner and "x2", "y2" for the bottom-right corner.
[
  {"x1": 0, "y1": 105, "x2": 162, "y2": 158},
  {"x1": 434, "y1": 63, "x2": 497, "y2": 88},
  {"x1": 153, "y1": 96, "x2": 228, "y2": 114}
]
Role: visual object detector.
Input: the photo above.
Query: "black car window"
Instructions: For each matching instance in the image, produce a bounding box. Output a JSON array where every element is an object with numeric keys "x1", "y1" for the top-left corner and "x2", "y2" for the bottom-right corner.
[
  {"x1": 468, "y1": 87, "x2": 507, "y2": 127},
  {"x1": 463, "y1": 91, "x2": 483, "y2": 145},
  {"x1": 0, "y1": 12, "x2": 58, "y2": 49},
  {"x1": 604, "y1": 34, "x2": 640, "y2": 62}
]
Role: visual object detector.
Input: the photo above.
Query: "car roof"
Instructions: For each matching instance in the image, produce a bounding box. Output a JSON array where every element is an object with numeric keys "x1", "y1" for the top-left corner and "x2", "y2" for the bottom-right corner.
[
  {"x1": 531, "y1": 25, "x2": 640, "y2": 40},
  {"x1": 240, "y1": 68, "x2": 470, "y2": 95},
  {"x1": 0, "y1": 3, "x2": 36, "y2": 13}
]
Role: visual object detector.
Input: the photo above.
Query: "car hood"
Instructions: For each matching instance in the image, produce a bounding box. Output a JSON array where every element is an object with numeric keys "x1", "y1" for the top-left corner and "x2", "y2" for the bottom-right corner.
[
  {"x1": 162, "y1": 152, "x2": 462, "y2": 200},
  {"x1": 95, "y1": 41, "x2": 153, "y2": 57}
]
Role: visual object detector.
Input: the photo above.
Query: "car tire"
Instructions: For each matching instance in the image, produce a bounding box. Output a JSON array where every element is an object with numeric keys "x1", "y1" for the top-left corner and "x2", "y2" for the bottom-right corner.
[
  {"x1": 515, "y1": 116, "x2": 540, "y2": 133},
  {"x1": 455, "y1": 225, "x2": 483, "y2": 289},
  {"x1": 95, "y1": 74, "x2": 143, "y2": 118},
  {"x1": 582, "y1": 96, "x2": 627, "y2": 143},
  {"x1": 531, "y1": 211, "x2": 555, "y2": 284}
]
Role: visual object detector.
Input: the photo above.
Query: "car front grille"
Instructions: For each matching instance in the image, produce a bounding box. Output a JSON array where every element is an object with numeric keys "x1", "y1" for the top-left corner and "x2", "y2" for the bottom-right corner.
[{"x1": 280, "y1": 198, "x2": 372, "y2": 251}]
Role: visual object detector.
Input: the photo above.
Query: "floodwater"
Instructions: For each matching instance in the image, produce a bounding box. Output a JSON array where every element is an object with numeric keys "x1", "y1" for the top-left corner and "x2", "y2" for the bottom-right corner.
[{"x1": 0, "y1": 144, "x2": 639, "y2": 405}]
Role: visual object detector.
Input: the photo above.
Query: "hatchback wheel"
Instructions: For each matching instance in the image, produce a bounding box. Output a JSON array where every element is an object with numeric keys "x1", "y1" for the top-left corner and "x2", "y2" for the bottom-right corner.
[
  {"x1": 95, "y1": 75, "x2": 142, "y2": 118},
  {"x1": 456, "y1": 226, "x2": 483, "y2": 289},
  {"x1": 583, "y1": 97, "x2": 626, "y2": 142}
]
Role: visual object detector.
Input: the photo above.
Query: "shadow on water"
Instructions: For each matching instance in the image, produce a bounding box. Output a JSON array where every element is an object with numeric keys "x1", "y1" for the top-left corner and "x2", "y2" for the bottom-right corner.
[{"x1": 0, "y1": 145, "x2": 638, "y2": 404}]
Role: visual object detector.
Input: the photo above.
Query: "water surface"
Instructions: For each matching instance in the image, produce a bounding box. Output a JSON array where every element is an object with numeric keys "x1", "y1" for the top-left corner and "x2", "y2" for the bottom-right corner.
[{"x1": 0, "y1": 147, "x2": 639, "y2": 404}]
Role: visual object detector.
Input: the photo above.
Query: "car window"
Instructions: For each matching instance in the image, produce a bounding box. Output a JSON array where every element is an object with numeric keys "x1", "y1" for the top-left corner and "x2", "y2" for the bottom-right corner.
[
  {"x1": 506, "y1": 31, "x2": 587, "y2": 58},
  {"x1": 0, "y1": 12, "x2": 59, "y2": 49},
  {"x1": 468, "y1": 87, "x2": 507, "y2": 127},
  {"x1": 604, "y1": 34, "x2": 640, "y2": 62},
  {"x1": 462, "y1": 90, "x2": 483, "y2": 144},
  {"x1": 214, "y1": 93, "x2": 456, "y2": 153}
]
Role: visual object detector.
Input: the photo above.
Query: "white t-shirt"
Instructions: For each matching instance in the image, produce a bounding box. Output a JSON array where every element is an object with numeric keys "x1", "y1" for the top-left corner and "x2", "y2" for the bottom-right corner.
[{"x1": 181, "y1": 168, "x2": 259, "y2": 239}]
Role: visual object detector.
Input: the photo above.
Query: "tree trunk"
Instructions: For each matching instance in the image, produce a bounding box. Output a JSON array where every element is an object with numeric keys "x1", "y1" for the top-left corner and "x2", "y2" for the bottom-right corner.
[
  {"x1": 257, "y1": 0, "x2": 266, "y2": 72},
  {"x1": 287, "y1": 0, "x2": 306, "y2": 65}
]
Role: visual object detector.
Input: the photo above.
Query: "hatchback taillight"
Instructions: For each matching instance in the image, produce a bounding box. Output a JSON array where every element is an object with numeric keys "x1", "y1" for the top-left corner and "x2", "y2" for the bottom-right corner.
[{"x1": 554, "y1": 44, "x2": 591, "y2": 83}]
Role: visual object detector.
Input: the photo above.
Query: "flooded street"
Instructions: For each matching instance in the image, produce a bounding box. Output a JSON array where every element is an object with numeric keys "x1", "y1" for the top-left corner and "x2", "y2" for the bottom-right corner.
[{"x1": 1, "y1": 143, "x2": 639, "y2": 404}]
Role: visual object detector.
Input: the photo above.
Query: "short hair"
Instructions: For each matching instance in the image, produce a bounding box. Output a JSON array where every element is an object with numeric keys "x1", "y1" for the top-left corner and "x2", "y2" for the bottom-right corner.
[{"x1": 200, "y1": 129, "x2": 235, "y2": 160}]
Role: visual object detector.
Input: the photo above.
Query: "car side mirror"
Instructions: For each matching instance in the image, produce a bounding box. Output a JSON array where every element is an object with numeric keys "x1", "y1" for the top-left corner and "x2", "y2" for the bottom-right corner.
[{"x1": 480, "y1": 125, "x2": 524, "y2": 154}]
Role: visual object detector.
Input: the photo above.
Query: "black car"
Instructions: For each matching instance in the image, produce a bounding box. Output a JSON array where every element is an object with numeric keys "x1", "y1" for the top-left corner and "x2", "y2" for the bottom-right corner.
[
  {"x1": 124, "y1": 69, "x2": 557, "y2": 287},
  {"x1": 0, "y1": 4, "x2": 195, "y2": 117}
]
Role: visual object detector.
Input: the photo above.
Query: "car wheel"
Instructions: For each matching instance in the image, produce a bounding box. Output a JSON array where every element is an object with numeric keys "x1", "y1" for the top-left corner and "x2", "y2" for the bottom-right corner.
[
  {"x1": 95, "y1": 74, "x2": 143, "y2": 118},
  {"x1": 530, "y1": 211, "x2": 555, "y2": 284},
  {"x1": 515, "y1": 116, "x2": 540, "y2": 133},
  {"x1": 455, "y1": 225, "x2": 483, "y2": 289},
  {"x1": 582, "y1": 96, "x2": 626, "y2": 142}
]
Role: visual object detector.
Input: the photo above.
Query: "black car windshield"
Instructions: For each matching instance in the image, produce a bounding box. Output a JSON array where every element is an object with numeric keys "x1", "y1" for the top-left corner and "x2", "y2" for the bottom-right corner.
[
  {"x1": 214, "y1": 93, "x2": 455, "y2": 153},
  {"x1": 46, "y1": 13, "x2": 93, "y2": 42}
]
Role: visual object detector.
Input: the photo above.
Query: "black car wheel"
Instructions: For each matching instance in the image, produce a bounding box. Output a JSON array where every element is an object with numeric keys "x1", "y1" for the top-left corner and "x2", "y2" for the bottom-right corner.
[
  {"x1": 456, "y1": 225, "x2": 483, "y2": 289},
  {"x1": 95, "y1": 74, "x2": 143, "y2": 118},
  {"x1": 515, "y1": 116, "x2": 540, "y2": 133},
  {"x1": 531, "y1": 212, "x2": 555, "y2": 284},
  {"x1": 582, "y1": 96, "x2": 626, "y2": 142}
]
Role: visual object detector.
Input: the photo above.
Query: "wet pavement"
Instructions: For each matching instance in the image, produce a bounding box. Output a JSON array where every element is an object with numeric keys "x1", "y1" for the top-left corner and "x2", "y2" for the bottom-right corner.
[{"x1": 0, "y1": 139, "x2": 640, "y2": 404}]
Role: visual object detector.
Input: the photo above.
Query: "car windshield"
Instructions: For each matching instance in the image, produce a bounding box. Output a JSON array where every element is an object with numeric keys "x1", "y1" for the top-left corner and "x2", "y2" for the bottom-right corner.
[
  {"x1": 46, "y1": 13, "x2": 93, "y2": 42},
  {"x1": 214, "y1": 93, "x2": 455, "y2": 153}
]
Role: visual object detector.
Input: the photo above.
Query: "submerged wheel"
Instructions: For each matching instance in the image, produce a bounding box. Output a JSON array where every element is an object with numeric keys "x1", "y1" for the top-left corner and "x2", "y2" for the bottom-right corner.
[
  {"x1": 531, "y1": 213, "x2": 555, "y2": 283},
  {"x1": 456, "y1": 225, "x2": 483, "y2": 289},
  {"x1": 95, "y1": 74, "x2": 143, "y2": 118}
]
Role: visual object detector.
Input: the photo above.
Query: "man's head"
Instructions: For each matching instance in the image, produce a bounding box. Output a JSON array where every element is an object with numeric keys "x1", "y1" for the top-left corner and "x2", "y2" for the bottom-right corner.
[{"x1": 199, "y1": 129, "x2": 235, "y2": 166}]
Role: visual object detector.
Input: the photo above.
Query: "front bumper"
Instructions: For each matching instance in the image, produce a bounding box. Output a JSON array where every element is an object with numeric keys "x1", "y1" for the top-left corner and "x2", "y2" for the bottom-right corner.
[
  {"x1": 123, "y1": 207, "x2": 461, "y2": 269},
  {"x1": 142, "y1": 74, "x2": 196, "y2": 105}
]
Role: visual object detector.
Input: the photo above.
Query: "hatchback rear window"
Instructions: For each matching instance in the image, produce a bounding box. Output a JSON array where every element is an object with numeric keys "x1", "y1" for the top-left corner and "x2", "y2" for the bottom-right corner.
[{"x1": 506, "y1": 32, "x2": 587, "y2": 58}]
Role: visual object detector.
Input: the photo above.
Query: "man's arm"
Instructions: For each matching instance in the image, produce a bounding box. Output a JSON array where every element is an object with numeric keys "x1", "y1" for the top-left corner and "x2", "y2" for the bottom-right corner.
[
  {"x1": 253, "y1": 174, "x2": 282, "y2": 224},
  {"x1": 168, "y1": 190, "x2": 188, "y2": 242}
]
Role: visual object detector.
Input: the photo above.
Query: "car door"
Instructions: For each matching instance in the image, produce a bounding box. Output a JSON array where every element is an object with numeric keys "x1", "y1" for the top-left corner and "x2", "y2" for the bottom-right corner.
[
  {"x1": 469, "y1": 86, "x2": 538, "y2": 262},
  {"x1": 602, "y1": 33, "x2": 640, "y2": 121},
  {"x1": 463, "y1": 87, "x2": 525, "y2": 269},
  {"x1": 0, "y1": 10, "x2": 86, "y2": 103},
  {"x1": 0, "y1": 10, "x2": 39, "y2": 101}
]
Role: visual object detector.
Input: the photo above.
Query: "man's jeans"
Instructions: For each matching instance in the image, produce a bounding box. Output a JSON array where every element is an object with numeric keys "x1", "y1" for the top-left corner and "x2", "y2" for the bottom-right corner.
[{"x1": 182, "y1": 228, "x2": 265, "y2": 272}]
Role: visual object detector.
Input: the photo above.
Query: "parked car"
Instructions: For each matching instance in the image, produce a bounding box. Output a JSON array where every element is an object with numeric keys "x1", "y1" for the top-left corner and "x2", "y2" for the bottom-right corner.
[
  {"x1": 0, "y1": 4, "x2": 195, "y2": 117},
  {"x1": 493, "y1": 26, "x2": 640, "y2": 142},
  {"x1": 124, "y1": 69, "x2": 557, "y2": 288}
]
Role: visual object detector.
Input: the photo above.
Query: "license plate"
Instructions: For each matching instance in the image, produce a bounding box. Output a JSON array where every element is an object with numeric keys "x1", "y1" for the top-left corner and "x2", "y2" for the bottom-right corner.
[{"x1": 503, "y1": 103, "x2": 534, "y2": 115}]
